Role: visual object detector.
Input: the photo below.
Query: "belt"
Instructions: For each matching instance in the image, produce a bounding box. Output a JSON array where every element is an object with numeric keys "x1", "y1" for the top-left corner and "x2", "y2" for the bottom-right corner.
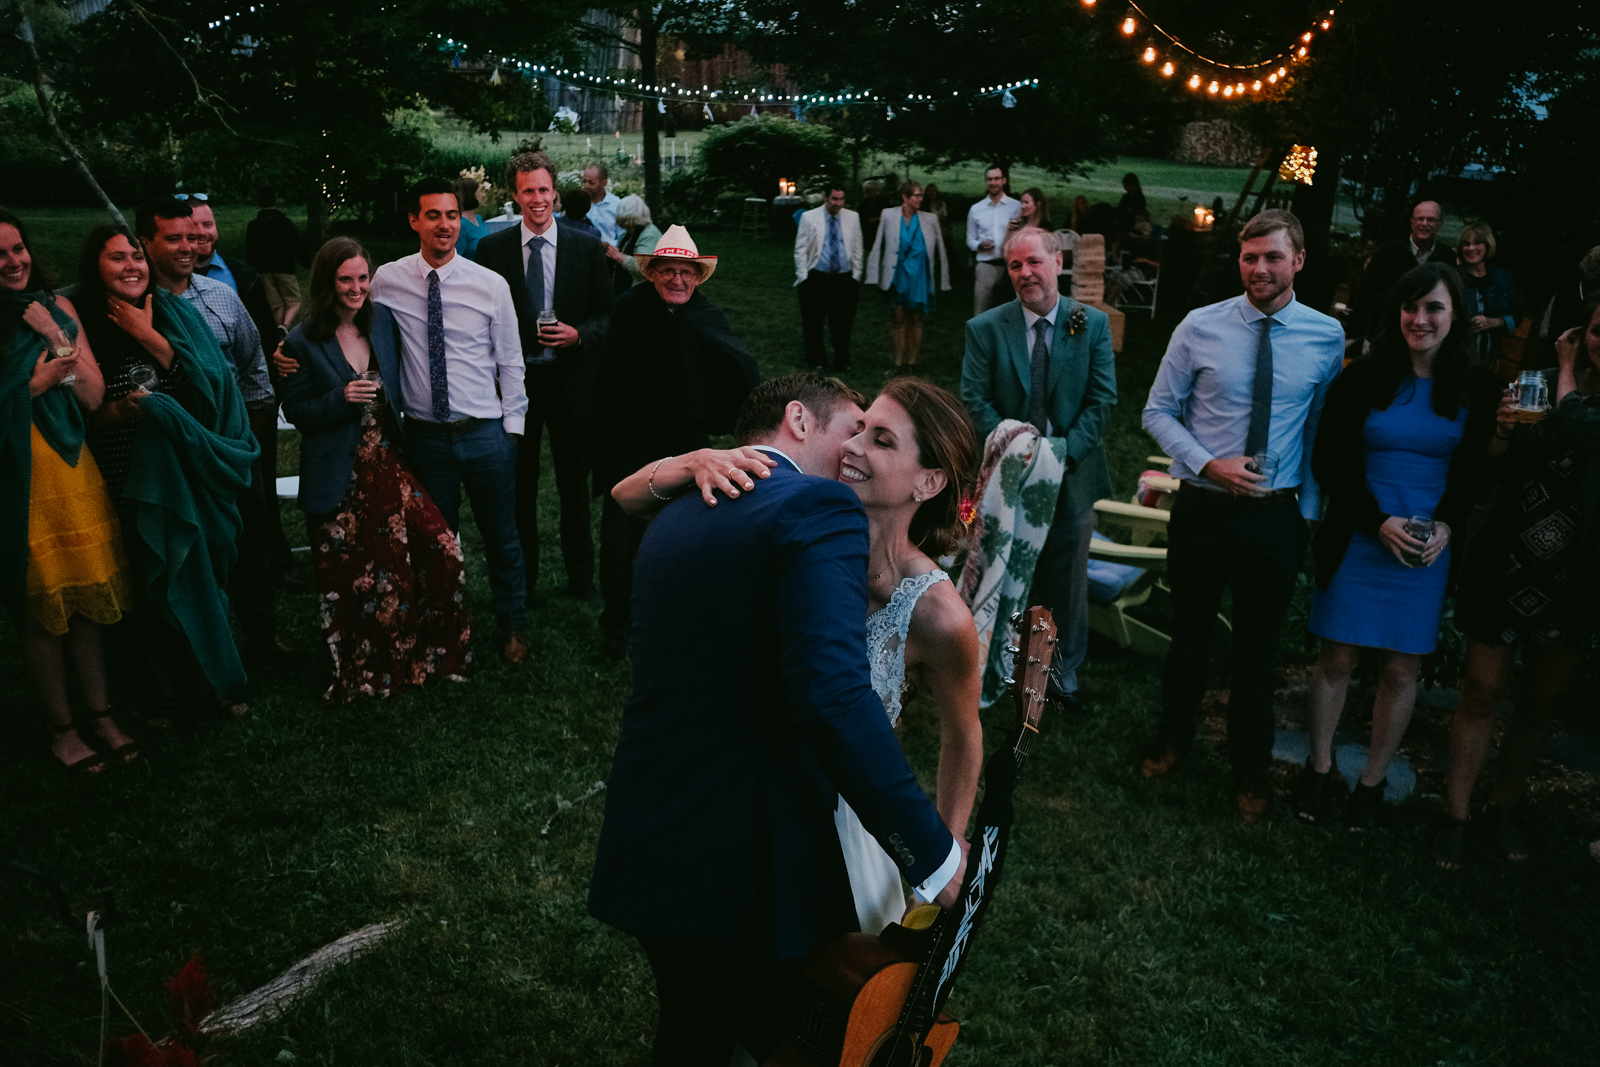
[
  {"x1": 407, "y1": 416, "x2": 489, "y2": 435},
  {"x1": 1178, "y1": 480, "x2": 1299, "y2": 506}
]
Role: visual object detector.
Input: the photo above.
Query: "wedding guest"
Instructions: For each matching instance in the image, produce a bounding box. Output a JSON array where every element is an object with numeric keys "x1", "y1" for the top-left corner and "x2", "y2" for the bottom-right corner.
[
  {"x1": 454, "y1": 176, "x2": 490, "y2": 261},
  {"x1": 602, "y1": 194, "x2": 662, "y2": 294},
  {"x1": 866, "y1": 180, "x2": 951, "y2": 375},
  {"x1": 1434, "y1": 293, "x2": 1600, "y2": 868},
  {"x1": 0, "y1": 209, "x2": 138, "y2": 771},
  {"x1": 1295, "y1": 263, "x2": 1499, "y2": 828},
  {"x1": 1455, "y1": 221, "x2": 1523, "y2": 370},
  {"x1": 1009, "y1": 188, "x2": 1053, "y2": 233},
  {"x1": 279, "y1": 238, "x2": 470, "y2": 700}
]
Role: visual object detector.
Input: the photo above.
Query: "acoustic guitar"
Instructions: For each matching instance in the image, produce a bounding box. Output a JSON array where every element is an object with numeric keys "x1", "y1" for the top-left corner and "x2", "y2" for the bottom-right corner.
[{"x1": 765, "y1": 606, "x2": 1057, "y2": 1067}]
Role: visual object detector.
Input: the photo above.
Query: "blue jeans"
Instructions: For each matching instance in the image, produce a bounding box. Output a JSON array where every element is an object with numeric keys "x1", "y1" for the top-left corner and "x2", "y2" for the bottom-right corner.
[{"x1": 405, "y1": 418, "x2": 527, "y2": 631}]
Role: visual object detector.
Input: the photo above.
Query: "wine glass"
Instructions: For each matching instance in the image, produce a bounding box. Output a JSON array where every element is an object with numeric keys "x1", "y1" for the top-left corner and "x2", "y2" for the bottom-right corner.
[{"x1": 129, "y1": 363, "x2": 160, "y2": 394}]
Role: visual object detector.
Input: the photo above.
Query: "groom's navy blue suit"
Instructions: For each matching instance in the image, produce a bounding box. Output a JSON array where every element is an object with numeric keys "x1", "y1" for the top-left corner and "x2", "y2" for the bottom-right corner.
[{"x1": 589, "y1": 460, "x2": 953, "y2": 965}]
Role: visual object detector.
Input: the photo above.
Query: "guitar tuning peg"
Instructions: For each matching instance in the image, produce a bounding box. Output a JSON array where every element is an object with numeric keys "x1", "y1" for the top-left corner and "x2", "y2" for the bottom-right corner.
[
  {"x1": 1004, "y1": 644, "x2": 1021, "y2": 656},
  {"x1": 1010, "y1": 611, "x2": 1024, "y2": 625}
]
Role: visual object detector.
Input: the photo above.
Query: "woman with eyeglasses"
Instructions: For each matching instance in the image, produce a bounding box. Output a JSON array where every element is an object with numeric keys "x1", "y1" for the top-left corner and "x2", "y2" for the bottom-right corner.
[{"x1": 0, "y1": 208, "x2": 139, "y2": 773}]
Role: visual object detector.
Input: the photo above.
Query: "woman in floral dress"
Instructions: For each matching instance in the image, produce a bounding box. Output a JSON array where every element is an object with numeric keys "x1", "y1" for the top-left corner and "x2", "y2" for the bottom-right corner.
[{"x1": 279, "y1": 237, "x2": 469, "y2": 701}]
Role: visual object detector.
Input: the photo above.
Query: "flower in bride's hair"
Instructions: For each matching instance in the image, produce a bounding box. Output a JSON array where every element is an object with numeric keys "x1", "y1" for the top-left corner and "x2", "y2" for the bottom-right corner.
[{"x1": 958, "y1": 495, "x2": 977, "y2": 526}]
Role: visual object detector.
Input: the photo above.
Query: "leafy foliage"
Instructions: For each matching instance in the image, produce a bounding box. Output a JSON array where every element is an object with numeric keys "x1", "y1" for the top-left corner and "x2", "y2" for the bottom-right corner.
[{"x1": 696, "y1": 113, "x2": 845, "y2": 196}]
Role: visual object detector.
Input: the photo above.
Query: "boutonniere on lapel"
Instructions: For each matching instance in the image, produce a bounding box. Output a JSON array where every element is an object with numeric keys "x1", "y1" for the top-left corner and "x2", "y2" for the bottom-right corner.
[{"x1": 1067, "y1": 305, "x2": 1088, "y2": 336}]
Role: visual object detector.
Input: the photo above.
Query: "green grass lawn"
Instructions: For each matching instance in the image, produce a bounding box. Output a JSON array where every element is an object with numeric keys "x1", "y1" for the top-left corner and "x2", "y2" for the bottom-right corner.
[{"x1": 3, "y1": 221, "x2": 1598, "y2": 1065}]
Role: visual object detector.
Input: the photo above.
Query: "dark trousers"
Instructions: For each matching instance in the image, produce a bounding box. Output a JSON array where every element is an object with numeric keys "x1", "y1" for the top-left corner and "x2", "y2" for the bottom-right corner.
[
  {"x1": 638, "y1": 937, "x2": 804, "y2": 1065},
  {"x1": 231, "y1": 407, "x2": 279, "y2": 647},
  {"x1": 1029, "y1": 495, "x2": 1096, "y2": 695},
  {"x1": 598, "y1": 494, "x2": 649, "y2": 643},
  {"x1": 407, "y1": 417, "x2": 527, "y2": 631},
  {"x1": 797, "y1": 270, "x2": 859, "y2": 369},
  {"x1": 1158, "y1": 489, "x2": 1308, "y2": 778},
  {"x1": 516, "y1": 363, "x2": 595, "y2": 595}
]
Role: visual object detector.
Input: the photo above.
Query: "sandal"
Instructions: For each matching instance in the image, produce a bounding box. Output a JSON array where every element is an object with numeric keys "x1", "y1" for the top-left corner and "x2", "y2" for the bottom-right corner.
[
  {"x1": 83, "y1": 712, "x2": 140, "y2": 764},
  {"x1": 146, "y1": 695, "x2": 181, "y2": 731},
  {"x1": 1433, "y1": 816, "x2": 1468, "y2": 870},
  {"x1": 49, "y1": 723, "x2": 107, "y2": 776},
  {"x1": 1484, "y1": 804, "x2": 1528, "y2": 863}
]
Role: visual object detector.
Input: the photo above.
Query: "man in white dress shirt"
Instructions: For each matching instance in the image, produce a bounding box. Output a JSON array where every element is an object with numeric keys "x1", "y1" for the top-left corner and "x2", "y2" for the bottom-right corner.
[
  {"x1": 793, "y1": 182, "x2": 863, "y2": 372},
  {"x1": 965, "y1": 165, "x2": 1021, "y2": 316},
  {"x1": 371, "y1": 177, "x2": 532, "y2": 663},
  {"x1": 582, "y1": 165, "x2": 622, "y2": 246}
]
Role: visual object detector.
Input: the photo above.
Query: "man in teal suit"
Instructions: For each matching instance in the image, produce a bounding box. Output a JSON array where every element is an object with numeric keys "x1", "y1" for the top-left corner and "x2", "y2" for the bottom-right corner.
[{"x1": 961, "y1": 227, "x2": 1117, "y2": 711}]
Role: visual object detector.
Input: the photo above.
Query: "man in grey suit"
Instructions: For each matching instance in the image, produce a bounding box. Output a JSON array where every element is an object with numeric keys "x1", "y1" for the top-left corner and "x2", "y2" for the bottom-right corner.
[
  {"x1": 961, "y1": 226, "x2": 1117, "y2": 712},
  {"x1": 477, "y1": 151, "x2": 614, "y2": 607}
]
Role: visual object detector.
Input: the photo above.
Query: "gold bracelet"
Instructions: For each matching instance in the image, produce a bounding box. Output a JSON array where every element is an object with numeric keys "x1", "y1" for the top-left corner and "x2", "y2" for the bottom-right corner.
[{"x1": 647, "y1": 457, "x2": 674, "y2": 501}]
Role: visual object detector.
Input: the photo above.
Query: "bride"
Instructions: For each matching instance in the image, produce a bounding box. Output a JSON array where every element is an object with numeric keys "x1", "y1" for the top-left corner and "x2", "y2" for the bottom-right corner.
[
  {"x1": 612, "y1": 375, "x2": 983, "y2": 933},
  {"x1": 833, "y1": 376, "x2": 982, "y2": 932}
]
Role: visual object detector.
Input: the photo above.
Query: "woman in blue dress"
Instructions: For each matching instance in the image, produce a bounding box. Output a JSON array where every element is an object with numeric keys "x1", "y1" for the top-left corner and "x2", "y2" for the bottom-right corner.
[
  {"x1": 865, "y1": 180, "x2": 950, "y2": 374},
  {"x1": 1295, "y1": 263, "x2": 1500, "y2": 828}
]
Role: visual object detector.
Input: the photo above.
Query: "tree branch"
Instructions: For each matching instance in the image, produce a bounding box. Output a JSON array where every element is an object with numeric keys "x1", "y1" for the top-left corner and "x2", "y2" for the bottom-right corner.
[
  {"x1": 9, "y1": 0, "x2": 127, "y2": 226},
  {"x1": 128, "y1": 1, "x2": 295, "y2": 148}
]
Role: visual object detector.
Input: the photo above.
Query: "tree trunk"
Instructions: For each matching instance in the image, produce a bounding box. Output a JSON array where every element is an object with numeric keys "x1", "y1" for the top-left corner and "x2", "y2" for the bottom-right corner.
[
  {"x1": 293, "y1": 34, "x2": 327, "y2": 245},
  {"x1": 12, "y1": 1, "x2": 126, "y2": 227},
  {"x1": 639, "y1": 5, "x2": 661, "y2": 214}
]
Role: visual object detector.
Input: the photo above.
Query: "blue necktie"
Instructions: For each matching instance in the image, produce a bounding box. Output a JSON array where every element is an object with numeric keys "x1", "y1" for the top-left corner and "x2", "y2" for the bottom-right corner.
[
  {"x1": 822, "y1": 212, "x2": 844, "y2": 273},
  {"x1": 1244, "y1": 317, "x2": 1275, "y2": 457},
  {"x1": 427, "y1": 269, "x2": 449, "y2": 421},
  {"x1": 526, "y1": 235, "x2": 547, "y2": 313},
  {"x1": 1029, "y1": 319, "x2": 1051, "y2": 434}
]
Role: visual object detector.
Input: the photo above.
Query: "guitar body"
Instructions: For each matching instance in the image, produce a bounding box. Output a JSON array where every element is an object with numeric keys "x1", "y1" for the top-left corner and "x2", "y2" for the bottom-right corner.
[
  {"x1": 764, "y1": 929, "x2": 958, "y2": 1067},
  {"x1": 768, "y1": 608, "x2": 1056, "y2": 1067}
]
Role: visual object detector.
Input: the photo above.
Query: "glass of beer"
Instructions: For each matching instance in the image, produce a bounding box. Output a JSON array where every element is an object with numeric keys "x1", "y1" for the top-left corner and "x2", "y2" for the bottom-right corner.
[{"x1": 1515, "y1": 371, "x2": 1548, "y2": 424}]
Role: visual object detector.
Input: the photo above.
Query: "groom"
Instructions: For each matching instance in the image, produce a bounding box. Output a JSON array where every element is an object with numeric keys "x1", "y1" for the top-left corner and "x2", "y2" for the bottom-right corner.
[{"x1": 589, "y1": 372, "x2": 967, "y2": 1063}]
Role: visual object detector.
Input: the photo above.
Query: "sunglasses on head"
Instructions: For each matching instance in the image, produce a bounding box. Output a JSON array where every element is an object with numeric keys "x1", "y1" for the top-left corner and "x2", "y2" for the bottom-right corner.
[{"x1": 174, "y1": 192, "x2": 210, "y2": 202}]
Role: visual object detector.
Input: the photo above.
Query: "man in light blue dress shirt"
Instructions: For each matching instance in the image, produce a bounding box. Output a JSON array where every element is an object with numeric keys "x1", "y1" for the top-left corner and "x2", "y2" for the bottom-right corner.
[
  {"x1": 965, "y1": 165, "x2": 1021, "y2": 315},
  {"x1": 1139, "y1": 209, "x2": 1344, "y2": 821},
  {"x1": 582, "y1": 165, "x2": 622, "y2": 246}
]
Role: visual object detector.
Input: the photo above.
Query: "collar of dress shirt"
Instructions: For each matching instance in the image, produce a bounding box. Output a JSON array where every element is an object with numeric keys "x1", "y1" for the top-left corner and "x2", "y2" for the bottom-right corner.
[
  {"x1": 415, "y1": 248, "x2": 462, "y2": 281},
  {"x1": 752, "y1": 444, "x2": 803, "y2": 473},
  {"x1": 521, "y1": 216, "x2": 559, "y2": 247},
  {"x1": 1021, "y1": 302, "x2": 1058, "y2": 336},
  {"x1": 1238, "y1": 292, "x2": 1299, "y2": 325}
]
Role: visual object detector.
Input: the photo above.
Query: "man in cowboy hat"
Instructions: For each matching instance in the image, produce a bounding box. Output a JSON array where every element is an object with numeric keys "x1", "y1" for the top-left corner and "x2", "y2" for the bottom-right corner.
[
  {"x1": 477, "y1": 151, "x2": 614, "y2": 615},
  {"x1": 592, "y1": 225, "x2": 760, "y2": 657}
]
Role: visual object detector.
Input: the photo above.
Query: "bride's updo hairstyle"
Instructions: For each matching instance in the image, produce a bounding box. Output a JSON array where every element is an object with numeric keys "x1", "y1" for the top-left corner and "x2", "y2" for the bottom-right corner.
[{"x1": 880, "y1": 376, "x2": 977, "y2": 557}]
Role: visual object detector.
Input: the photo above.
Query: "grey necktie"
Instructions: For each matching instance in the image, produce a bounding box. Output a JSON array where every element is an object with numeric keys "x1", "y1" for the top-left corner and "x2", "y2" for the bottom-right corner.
[
  {"x1": 1029, "y1": 319, "x2": 1051, "y2": 434},
  {"x1": 1244, "y1": 316, "x2": 1275, "y2": 457},
  {"x1": 525, "y1": 235, "x2": 547, "y2": 311}
]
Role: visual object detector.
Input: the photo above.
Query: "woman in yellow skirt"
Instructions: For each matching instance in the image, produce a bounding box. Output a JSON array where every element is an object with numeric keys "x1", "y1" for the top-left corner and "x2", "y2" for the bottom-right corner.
[{"x1": 1, "y1": 209, "x2": 138, "y2": 774}]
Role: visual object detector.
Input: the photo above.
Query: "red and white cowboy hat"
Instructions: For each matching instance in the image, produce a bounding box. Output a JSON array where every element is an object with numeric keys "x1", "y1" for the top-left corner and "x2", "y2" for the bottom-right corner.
[{"x1": 636, "y1": 224, "x2": 718, "y2": 281}]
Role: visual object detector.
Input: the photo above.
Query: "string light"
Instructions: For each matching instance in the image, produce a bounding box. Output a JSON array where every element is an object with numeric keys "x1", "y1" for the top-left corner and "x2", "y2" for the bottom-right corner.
[
  {"x1": 1084, "y1": 1, "x2": 1339, "y2": 100},
  {"x1": 1279, "y1": 144, "x2": 1318, "y2": 185}
]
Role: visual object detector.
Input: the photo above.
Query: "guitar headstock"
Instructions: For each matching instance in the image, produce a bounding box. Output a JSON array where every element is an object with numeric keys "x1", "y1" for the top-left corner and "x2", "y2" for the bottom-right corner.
[{"x1": 1004, "y1": 606, "x2": 1056, "y2": 751}]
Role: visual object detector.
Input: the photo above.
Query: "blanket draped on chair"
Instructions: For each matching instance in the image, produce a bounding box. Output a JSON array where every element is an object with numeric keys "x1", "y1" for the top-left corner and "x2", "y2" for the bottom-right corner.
[{"x1": 957, "y1": 419, "x2": 1068, "y2": 708}]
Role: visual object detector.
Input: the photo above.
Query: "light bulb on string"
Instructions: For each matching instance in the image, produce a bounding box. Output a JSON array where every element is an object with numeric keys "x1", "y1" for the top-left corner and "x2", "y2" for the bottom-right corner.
[
  {"x1": 1142, "y1": 45, "x2": 1157, "y2": 63},
  {"x1": 1121, "y1": 15, "x2": 1136, "y2": 35},
  {"x1": 1161, "y1": 61, "x2": 1175, "y2": 77},
  {"x1": 1207, "y1": 80, "x2": 1219, "y2": 94},
  {"x1": 1252, "y1": 80, "x2": 1262, "y2": 91},
  {"x1": 1188, "y1": 74, "x2": 1201, "y2": 89}
]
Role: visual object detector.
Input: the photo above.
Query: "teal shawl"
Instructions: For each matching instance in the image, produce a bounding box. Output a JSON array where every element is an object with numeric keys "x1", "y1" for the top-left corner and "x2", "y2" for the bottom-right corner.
[
  {"x1": 1, "y1": 290, "x2": 84, "y2": 624},
  {"x1": 121, "y1": 289, "x2": 260, "y2": 698}
]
